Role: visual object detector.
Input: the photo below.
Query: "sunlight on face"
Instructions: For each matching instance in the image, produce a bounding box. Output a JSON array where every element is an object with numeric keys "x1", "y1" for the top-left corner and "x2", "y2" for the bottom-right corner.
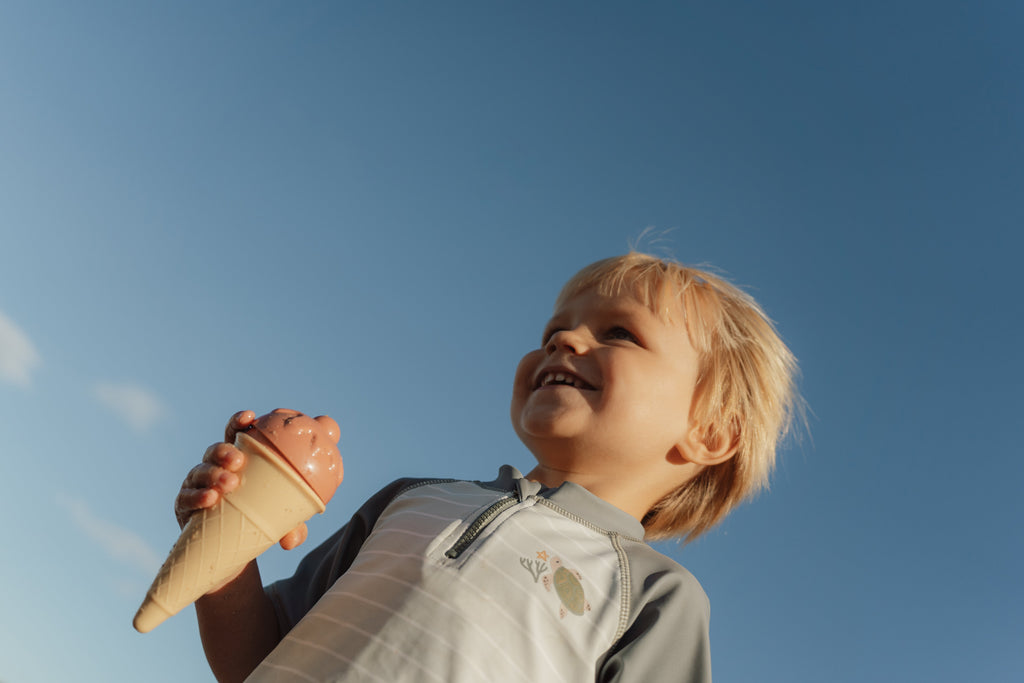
[{"x1": 511, "y1": 287, "x2": 700, "y2": 476}]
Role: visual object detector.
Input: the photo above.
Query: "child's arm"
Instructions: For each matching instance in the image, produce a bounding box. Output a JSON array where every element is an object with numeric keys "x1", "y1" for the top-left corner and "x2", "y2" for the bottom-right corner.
[
  {"x1": 193, "y1": 560, "x2": 280, "y2": 683},
  {"x1": 174, "y1": 411, "x2": 307, "y2": 683}
]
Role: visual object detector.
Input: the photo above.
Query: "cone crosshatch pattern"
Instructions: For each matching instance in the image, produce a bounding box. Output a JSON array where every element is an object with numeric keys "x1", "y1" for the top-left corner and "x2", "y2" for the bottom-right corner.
[{"x1": 150, "y1": 494, "x2": 277, "y2": 612}]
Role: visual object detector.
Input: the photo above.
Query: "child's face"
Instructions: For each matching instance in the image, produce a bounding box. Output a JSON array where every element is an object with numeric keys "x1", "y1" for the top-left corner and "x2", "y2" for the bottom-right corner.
[{"x1": 511, "y1": 285, "x2": 702, "y2": 477}]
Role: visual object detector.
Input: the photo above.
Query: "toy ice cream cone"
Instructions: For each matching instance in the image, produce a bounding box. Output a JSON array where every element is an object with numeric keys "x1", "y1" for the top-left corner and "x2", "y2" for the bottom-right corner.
[{"x1": 133, "y1": 410, "x2": 342, "y2": 633}]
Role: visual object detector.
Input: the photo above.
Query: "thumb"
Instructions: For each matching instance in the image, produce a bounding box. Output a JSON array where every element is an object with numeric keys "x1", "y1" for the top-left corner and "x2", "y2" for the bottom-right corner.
[{"x1": 278, "y1": 522, "x2": 309, "y2": 551}]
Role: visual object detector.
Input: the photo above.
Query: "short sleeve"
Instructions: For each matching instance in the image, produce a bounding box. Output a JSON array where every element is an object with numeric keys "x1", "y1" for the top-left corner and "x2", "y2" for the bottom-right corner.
[
  {"x1": 265, "y1": 477, "x2": 418, "y2": 635},
  {"x1": 598, "y1": 565, "x2": 712, "y2": 683}
]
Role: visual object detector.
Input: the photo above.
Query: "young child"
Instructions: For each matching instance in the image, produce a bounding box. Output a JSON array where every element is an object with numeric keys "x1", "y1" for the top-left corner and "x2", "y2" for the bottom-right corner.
[{"x1": 176, "y1": 252, "x2": 799, "y2": 682}]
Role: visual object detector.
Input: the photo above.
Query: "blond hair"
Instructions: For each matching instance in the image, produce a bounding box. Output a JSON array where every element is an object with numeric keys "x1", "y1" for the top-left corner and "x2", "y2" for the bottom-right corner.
[{"x1": 556, "y1": 253, "x2": 800, "y2": 541}]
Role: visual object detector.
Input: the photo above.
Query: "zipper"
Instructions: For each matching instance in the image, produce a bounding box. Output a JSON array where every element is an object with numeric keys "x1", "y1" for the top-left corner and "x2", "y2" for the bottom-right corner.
[{"x1": 444, "y1": 492, "x2": 520, "y2": 558}]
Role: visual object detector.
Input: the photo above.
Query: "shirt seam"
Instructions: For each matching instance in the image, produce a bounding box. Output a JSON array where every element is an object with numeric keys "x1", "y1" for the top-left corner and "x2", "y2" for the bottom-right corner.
[{"x1": 609, "y1": 533, "x2": 632, "y2": 643}]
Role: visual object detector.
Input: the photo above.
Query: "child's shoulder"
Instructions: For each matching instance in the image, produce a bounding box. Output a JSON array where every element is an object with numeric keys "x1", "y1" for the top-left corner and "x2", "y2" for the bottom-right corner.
[{"x1": 620, "y1": 539, "x2": 711, "y2": 612}]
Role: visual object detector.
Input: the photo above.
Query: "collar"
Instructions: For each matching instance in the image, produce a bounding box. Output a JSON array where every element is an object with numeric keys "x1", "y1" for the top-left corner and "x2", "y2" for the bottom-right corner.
[{"x1": 484, "y1": 464, "x2": 647, "y2": 541}]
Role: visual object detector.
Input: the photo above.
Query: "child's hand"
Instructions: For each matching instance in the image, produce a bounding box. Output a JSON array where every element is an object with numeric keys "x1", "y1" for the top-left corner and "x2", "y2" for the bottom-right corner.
[{"x1": 173, "y1": 410, "x2": 309, "y2": 550}]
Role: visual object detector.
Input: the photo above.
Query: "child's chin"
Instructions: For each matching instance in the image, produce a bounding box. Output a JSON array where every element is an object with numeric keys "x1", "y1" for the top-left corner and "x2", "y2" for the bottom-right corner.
[{"x1": 515, "y1": 414, "x2": 584, "y2": 442}]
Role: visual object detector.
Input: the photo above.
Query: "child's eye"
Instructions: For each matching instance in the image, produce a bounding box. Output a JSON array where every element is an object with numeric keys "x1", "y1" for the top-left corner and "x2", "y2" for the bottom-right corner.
[{"x1": 606, "y1": 326, "x2": 639, "y2": 343}]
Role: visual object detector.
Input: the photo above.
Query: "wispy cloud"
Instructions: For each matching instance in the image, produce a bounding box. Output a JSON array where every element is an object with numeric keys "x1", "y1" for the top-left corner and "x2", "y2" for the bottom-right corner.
[
  {"x1": 93, "y1": 381, "x2": 165, "y2": 431},
  {"x1": 56, "y1": 494, "x2": 164, "y2": 577},
  {"x1": 0, "y1": 309, "x2": 41, "y2": 387}
]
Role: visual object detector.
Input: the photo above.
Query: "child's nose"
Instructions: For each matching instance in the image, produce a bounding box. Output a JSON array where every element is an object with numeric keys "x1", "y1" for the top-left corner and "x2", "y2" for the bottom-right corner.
[{"x1": 545, "y1": 328, "x2": 589, "y2": 355}]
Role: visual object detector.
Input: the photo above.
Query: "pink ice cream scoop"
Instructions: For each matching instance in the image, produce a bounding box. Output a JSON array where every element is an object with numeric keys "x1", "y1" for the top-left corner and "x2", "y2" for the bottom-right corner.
[{"x1": 246, "y1": 408, "x2": 344, "y2": 504}]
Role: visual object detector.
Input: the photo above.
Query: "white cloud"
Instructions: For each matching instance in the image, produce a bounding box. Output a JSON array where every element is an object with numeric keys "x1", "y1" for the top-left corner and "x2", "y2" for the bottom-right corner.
[
  {"x1": 0, "y1": 309, "x2": 41, "y2": 387},
  {"x1": 93, "y1": 381, "x2": 165, "y2": 431},
  {"x1": 56, "y1": 494, "x2": 164, "y2": 577}
]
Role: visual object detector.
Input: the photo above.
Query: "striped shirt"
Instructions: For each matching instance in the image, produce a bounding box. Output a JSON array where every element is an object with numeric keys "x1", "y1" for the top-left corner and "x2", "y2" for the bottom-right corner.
[{"x1": 251, "y1": 466, "x2": 711, "y2": 682}]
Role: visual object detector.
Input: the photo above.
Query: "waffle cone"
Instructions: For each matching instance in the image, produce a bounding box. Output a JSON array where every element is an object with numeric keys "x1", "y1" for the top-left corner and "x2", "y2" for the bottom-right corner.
[{"x1": 133, "y1": 432, "x2": 325, "y2": 633}]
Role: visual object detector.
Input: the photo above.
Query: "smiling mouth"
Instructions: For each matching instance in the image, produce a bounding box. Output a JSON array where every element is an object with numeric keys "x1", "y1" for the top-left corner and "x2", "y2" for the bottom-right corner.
[{"x1": 536, "y1": 371, "x2": 595, "y2": 390}]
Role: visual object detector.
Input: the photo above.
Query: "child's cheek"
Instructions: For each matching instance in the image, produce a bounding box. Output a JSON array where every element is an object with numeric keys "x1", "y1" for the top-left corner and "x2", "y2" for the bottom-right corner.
[{"x1": 512, "y1": 349, "x2": 543, "y2": 395}]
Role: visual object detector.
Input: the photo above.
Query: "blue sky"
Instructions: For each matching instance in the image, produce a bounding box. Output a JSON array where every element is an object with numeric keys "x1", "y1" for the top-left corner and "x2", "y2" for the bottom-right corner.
[{"x1": 1, "y1": 2, "x2": 1021, "y2": 681}]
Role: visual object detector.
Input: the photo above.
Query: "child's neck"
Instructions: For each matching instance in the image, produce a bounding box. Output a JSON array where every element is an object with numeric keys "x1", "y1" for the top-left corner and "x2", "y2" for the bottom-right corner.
[{"x1": 524, "y1": 464, "x2": 657, "y2": 523}]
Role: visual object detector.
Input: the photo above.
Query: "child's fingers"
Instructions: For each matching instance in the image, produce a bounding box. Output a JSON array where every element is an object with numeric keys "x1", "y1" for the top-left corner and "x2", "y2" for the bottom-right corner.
[
  {"x1": 278, "y1": 523, "x2": 308, "y2": 551},
  {"x1": 175, "y1": 461, "x2": 237, "y2": 512},
  {"x1": 174, "y1": 486, "x2": 220, "y2": 528},
  {"x1": 177, "y1": 486, "x2": 219, "y2": 510},
  {"x1": 224, "y1": 410, "x2": 256, "y2": 443},
  {"x1": 171, "y1": 412, "x2": 254, "y2": 530},
  {"x1": 184, "y1": 460, "x2": 241, "y2": 492},
  {"x1": 202, "y1": 441, "x2": 247, "y2": 473},
  {"x1": 174, "y1": 450, "x2": 244, "y2": 527}
]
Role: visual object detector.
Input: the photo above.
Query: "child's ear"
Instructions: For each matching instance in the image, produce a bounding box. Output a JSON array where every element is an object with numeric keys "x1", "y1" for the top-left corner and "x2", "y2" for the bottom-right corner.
[{"x1": 674, "y1": 424, "x2": 737, "y2": 466}]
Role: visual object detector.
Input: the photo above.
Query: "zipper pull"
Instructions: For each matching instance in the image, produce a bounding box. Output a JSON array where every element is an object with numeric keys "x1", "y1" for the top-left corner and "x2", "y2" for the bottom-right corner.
[{"x1": 444, "y1": 492, "x2": 519, "y2": 559}]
